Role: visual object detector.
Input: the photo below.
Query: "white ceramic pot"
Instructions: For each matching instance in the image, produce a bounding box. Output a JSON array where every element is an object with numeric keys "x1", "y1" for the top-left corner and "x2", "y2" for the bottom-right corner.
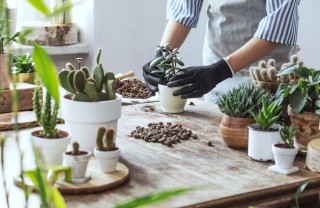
[
  {"x1": 158, "y1": 84, "x2": 187, "y2": 113},
  {"x1": 272, "y1": 144, "x2": 298, "y2": 170},
  {"x1": 0, "y1": 54, "x2": 10, "y2": 90},
  {"x1": 61, "y1": 94, "x2": 122, "y2": 152},
  {"x1": 94, "y1": 148, "x2": 120, "y2": 173},
  {"x1": 64, "y1": 151, "x2": 91, "y2": 178},
  {"x1": 248, "y1": 123, "x2": 281, "y2": 161},
  {"x1": 31, "y1": 130, "x2": 71, "y2": 165}
]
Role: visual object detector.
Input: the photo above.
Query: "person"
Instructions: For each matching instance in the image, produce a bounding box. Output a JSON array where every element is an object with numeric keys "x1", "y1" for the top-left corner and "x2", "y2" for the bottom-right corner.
[{"x1": 143, "y1": 0, "x2": 300, "y2": 103}]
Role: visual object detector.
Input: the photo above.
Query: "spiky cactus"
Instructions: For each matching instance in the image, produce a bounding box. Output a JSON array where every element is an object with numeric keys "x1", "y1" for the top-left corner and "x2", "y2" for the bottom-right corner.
[
  {"x1": 33, "y1": 86, "x2": 59, "y2": 138},
  {"x1": 58, "y1": 49, "x2": 116, "y2": 102},
  {"x1": 95, "y1": 126, "x2": 116, "y2": 151},
  {"x1": 72, "y1": 141, "x2": 79, "y2": 155}
]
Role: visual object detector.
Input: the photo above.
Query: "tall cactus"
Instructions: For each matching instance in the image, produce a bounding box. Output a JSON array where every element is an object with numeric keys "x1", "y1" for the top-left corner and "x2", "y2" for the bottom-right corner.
[
  {"x1": 95, "y1": 126, "x2": 116, "y2": 151},
  {"x1": 96, "y1": 126, "x2": 106, "y2": 151},
  {"x1": 105, "y1": 129, "x2": 115, "y2": 151},
  {"x1": 58, "y1": 49, "x2": 116, "y2": 102}
]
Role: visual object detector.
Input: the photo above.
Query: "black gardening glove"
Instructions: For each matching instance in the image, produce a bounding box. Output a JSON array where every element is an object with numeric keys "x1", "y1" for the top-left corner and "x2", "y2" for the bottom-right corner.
[
  {"x1": 167, "y1": 59, "x2": 233, "y2": 99},
  {"x1": 142, "y1": 51, "x2": 163, "y2": 95}
]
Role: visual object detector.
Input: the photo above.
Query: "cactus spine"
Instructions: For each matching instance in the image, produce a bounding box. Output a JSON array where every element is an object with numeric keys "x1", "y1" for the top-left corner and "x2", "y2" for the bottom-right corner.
[
  {"x1": 95, "y1": 127, "x2": 116, "y2": 151},
  {"x1": 58, "y1": 49, "x2": 116, "y2": 102},
  {"x1": 72, "y1": 141, "x2": 79, "y2": 155}
]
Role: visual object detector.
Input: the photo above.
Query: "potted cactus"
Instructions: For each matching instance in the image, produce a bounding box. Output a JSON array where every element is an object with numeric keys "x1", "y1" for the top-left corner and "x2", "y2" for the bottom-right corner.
[
  {"x1": 150, "y1": 44, "x2": 186, "y2": 113},
  {"x1": 93, "y1": 126, "x2": 120, "y2": 173},
  {"x1": 271, "y1": 125, "x2": 298, "y2": 172},
  {"x1": 58, "y1": 48, "x2": 121, "y2": 152},
  {"x1": 31, "y1": 85, "x2": 71, "y2": 165},
  {"x1": 63, "y1": 141, "x2": 91, "y2": 180},
  {"x1": 11, "y1": 53, "x2": 36, "y2": 84},
  {"x1": 217, "y1": 83, "x2": 272, "y2": 149},
  {"x1": 247, "y1": 95, "x2": 283, "y2": 161}
]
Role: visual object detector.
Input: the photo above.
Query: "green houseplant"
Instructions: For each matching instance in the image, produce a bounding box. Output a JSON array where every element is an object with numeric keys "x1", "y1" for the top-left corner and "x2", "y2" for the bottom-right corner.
[
  {"x1": 217, "y1": 83, "x2": 272, "y2": 149},
  {"x1": 150, "y1": 44, "x2": 187, "y2": 113},
  {"x1": 276, "y1": 64, "x2": 320, "y2": 151},
  {"x1": 94, "y1": 126, "x2": 120, "y2": 173},
  {"x1": 58, "y1": 48, "x2": 122, "y2": 152},
  {"x1": 247, "y1": 96, "x2": 283, "y2": 161},
  {"x1": 11, "y1": 53, "x2": 36, "y2": 84}
]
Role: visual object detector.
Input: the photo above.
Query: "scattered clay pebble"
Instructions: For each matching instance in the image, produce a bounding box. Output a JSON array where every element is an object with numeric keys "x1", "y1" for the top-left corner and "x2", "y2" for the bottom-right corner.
[
  {"x1": 116, "y1": 79, "x2": 152, "y2": 99},
  {"x1": 129, "y1": 122, "x2": 198, "y2": 147},
  {"x1": 141, "y1": 105, "x2": 155, "y2": 112},
  {"x1": 207, "y1": 141, "x2": 214, "y2": 147},
  {"x1": 189, "y1": 102, "x2": 195, "y2": 106}
]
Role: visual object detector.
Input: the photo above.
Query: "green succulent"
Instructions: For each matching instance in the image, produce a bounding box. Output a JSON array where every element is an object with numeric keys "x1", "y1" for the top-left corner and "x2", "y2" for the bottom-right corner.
[
  {"x1": 11, "y1": 53, "x2": 35, "y2": 74},
  {"x1": 279, "y1": 125, "x2": 297, "y2": 148},
  {"x1": 150, "y1": 43, "x2": 185, "y2": 85},
  {"x1": 217, "y1": 83, "x2": 273, "y2": 118}
]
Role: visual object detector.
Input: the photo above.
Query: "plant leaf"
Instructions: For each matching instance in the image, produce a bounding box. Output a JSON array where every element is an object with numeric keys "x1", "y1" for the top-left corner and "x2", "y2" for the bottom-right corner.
[
  {"x1": 289, "y1": 87, "x2": 308, "y2": 113},
  {"x1": 33, "y1": 44, "x2": 60, "y2": 104},
  {"x1": 295, "y1": 182, "x2": 308, "y2": 208},
  {"x1": 276, "y1": 64, "x2": 298, "y2": 76},
  {"x1": 48, "y1": 2, "x2": 74, "y2": 18},
  {"x1": 27, "y1": 0, "x2": 51, "y2": 16}
]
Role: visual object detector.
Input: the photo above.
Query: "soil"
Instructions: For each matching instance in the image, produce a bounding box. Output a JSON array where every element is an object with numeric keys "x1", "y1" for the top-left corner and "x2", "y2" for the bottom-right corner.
[
  {"x1": 65, "y1": 151, "x2": 89, "y2": 156},
  {"x1": 274, "y1": 143, "x2": 293, "y2": 149},
  {"x1": 129, "y1": 122, "x2": 198, "y2": 147},
  {"x1": 32, "y1": 130, "x2": 69, "y2": 139},
  {"x1": 116, "y1": 79, "x2": 151, "y2": 99},
  {"x1": 141, "y1": 105, "x2": 155, "y2": 112}
]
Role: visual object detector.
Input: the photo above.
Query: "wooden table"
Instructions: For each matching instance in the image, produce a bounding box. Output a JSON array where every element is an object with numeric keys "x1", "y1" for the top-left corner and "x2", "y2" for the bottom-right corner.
[{"x1": 1, "y1": 99, "x2": 320, "y2": 208}]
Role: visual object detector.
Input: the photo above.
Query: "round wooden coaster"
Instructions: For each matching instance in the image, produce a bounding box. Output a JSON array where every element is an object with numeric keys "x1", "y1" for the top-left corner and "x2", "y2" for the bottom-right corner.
[{"x1": 14, "y1": 159, "x2": 129, "y2": 195}]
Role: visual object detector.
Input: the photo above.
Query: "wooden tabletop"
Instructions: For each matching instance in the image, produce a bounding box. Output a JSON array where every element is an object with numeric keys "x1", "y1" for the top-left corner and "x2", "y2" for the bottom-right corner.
[{"x1": 1, "y1": 99, "x2": 320, "y2": 208}]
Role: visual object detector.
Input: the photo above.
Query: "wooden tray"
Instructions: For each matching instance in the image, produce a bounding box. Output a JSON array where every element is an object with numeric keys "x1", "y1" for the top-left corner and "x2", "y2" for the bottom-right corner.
[{"x1": 15, "y1": 159, "x2": 130, "y2": 195}]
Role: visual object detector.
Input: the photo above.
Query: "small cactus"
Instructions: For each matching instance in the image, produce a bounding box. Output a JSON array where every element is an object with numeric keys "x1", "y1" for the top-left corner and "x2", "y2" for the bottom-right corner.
[
  {"x1": 267, "y1": 59, "x2": 276, "y2": 68},
  {"x1": 96, "y1": 127, "x2": 116, "y2": 151},
  {"x1": 253, "y1": 67, "x2": 262, "y2": 81},
  {"x1": 258, "y1": 60, "x2": 267, "y2": 69},
  {"x1": 290, "y1": 54, "x2": 299, "y2": 64},
  {"x1": 72, "y1": 141, "x2": 79, "y2": 155},
  {"x1": 260, "y1": 68, "x2": 269, "y2": 82},
  {"x1": 58, "y1": 49, "x2": 116, "y2": 102},
  {"x1": 267, "y1": 67, "x2": 277, "y2": 83}
]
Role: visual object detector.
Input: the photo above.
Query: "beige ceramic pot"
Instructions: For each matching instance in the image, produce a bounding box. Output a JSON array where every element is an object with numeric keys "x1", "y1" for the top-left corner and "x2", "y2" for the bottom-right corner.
[
  {"x1": 288, "y1": 106, "x2": 320, "y2": 151},
  {"x1": 219, "y1": 114, "x2": 254, "y2": 149},
  {"x1": 0, "y1": 54, "x2": 11, "y2": 90},
  {"x1": 158, "y1": 84, "x2": 187, "y2": 113},
  {"x1": 12, "y1": 73, "x2": 35, "y2": 84}
]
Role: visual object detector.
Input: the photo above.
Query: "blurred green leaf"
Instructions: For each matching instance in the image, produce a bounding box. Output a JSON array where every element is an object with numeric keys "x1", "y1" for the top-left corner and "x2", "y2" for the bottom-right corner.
[
  {"x1": 295, "y1": 182, "x2": 308, "y2": 208},
  {"x1": 32, "y1": 44, "x2": 60, "y2": 104},
  {"x1": 48, "y1": 2, "x2": 74, "y2": 18},
  {"x1": 27, "y1": 0, "x2": 51, "y2": 16}
]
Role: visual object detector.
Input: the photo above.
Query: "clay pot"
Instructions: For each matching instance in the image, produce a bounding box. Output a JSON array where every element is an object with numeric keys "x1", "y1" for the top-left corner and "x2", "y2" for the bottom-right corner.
[
  {"x1": 219, "y1": 114, "x2": 254, "y2": 149},
  {"x1": 288, "y1": 106, "x2": 320, "y2": 151}
]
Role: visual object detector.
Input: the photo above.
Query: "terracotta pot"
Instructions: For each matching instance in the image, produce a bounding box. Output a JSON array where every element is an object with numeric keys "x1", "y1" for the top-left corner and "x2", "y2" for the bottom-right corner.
[
  {"x1": 252, "y1": 80, "x2": 280, "y2": 94},
  {"x1": 288, "y1": 106, "x2": 320, "y2": 151},
  {"x1": 0, "y1": 54, "x2": 11, "y2": 90},
  {"x1": 219, "y1": 114, "x2": 254, "y2": 149}
]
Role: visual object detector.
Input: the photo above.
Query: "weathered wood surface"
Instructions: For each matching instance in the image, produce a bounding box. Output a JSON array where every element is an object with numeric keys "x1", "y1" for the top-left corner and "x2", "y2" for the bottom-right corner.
[{"x1": 1, "y1": 99, "x2": 320, "y2": 208}]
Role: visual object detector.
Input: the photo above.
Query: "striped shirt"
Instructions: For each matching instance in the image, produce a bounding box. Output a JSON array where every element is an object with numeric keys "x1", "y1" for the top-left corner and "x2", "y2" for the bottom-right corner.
[{"x1": 167, "y1": 0, "x2": 299, "y2": 45}]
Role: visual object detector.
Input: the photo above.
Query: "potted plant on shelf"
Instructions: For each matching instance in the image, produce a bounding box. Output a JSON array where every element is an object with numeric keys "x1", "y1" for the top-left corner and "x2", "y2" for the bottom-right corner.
[
  {"x1": 270, "y1": 125, "x2": 298, "y2": 173},
  {"x1": 276, "y1": 64, "x2": 320, "y2": 152},
  {"x1": 247, "y1": 95, "x2": 283, "y2": 161},
  {"x1": 150, "y1": 44, "x2": 186, "y2": 113},
  {"x1": 58, "y1": 48, "x2": 121, "y2": 152},
  {"x1": 11, "y1": 53, "x2": 36, "y2": 84},
  {"x1": 217, "y1": 83, "x2": 272, "y2": 149},
  {"x1": 63, "y1": 141, "x2": 91, "y2": 180},
  {"x1": 94, "y1": 126, "x2": 120, "y2": 173}
]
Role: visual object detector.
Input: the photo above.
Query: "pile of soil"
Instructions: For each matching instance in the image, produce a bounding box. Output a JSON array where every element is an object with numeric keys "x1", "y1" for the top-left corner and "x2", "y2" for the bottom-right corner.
[
  {"x1": 116, "y1": 79, "x2": 151, "y2": 99},
  {"x1": 129, "y1": 122, "x2": 198, "y2": 147}
]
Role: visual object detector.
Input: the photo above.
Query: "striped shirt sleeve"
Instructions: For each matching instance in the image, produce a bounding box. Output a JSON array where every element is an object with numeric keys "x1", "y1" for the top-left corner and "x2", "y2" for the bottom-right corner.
[
  {"x1": 255, "y1": 0, "x2": 300, "y2": 45},
  {"x1": 167, "y1": 0, "x2": 204, "y2": 28}
]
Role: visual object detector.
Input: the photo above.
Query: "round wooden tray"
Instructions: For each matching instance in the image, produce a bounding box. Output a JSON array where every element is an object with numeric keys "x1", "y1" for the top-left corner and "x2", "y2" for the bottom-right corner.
[{"x1": 14, "y1": 158, "x2": 129, "y2": 195}]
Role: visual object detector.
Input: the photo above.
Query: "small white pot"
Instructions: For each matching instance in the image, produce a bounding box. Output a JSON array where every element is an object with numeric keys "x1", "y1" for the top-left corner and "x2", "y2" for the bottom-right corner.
[
  {"x1": 64, "y1": 151, "x2": 91, "y2": 178},
  {"x1": 94, "y1": 148, "x2": 120, "y2": 173},
  {"x1": 248, "y1": 123, "x2": 281, "y2": 161},
  {"x1": 61, "y1": 94, "x2": 122, "y2": 152},
  {"x1": 31, "y1": 130, "x2": 71, "y2": 165},
  {"x1": 158, "y1": 84, "x2": 187, "y2": 113},
  {"x1": 272, "y1": 144, "x2": 298, "y2": 170}
]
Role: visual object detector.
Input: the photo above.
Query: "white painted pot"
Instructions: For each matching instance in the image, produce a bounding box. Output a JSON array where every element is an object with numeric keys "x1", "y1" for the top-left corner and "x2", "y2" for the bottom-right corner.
[
  {"x1": 31, "y1": 130, "x2": 71, "y2": 165},
  {"x1": 94, "y1": 148, "x2": 120, "y2": 173},
  {"x1": 272, "y1": 144, "x2": 298, "y2": 170},
  {"x1": 248, "y1": 123, "x2": 281, "y2": 161},
  {"x1": 63, "y1": 151, "x2": 91, "y2": 178},
  {"x1": 61, "y1": 94, "x2": 122, "y2": 152},
  {"x1": 158, "y1": 84, "x2": 187, "y2": 113}
]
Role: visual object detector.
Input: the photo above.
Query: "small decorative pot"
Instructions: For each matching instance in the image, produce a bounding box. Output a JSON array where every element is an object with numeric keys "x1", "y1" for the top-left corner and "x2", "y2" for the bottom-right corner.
[
  {"x1": 272, "y1": 143, "x2": 298, "y2": 170},
  {"x1": 31, "y1": 129, "x2": 71, "y2": 165},
  {"x1": 94, "y1": 148, "x2": 120, "y2": 173},
  {"x1": 64, "y1": 151, "x2": 91, "y2": 178},
  {"x1": 248, "y1": 123, "x2": 281, "y2": 161},
  {"x1": 220, "y1": 114, "x2": 254, "y2": 149},
  {"x1": 12, "y1": 72, "x2": 35, "y2": 84},
  {"x1": 158, "y1": 84, "x2": 187, "y2": 113},
  {"x1": 306, "y1": 139, "x2": 320, "y2": 172},
  {"x1": 288, "y1": 106, "x2": 320, "y2": 151}
]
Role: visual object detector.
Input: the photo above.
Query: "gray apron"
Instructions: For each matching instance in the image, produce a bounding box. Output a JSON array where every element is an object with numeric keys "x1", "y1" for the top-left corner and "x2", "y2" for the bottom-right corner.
[{"x1": 203, "y1": 0, "x2": 297, "y2": 103}]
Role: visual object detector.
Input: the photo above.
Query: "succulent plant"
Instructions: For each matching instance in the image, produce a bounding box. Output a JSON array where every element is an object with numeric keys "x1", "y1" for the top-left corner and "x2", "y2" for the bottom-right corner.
[
  {"x1": 71, "y1": 141, "x2": 79, "y2": 155},
  {"x1": 58, "y1": 49, "x2": 116, "y2": 102},
  {"x1": 217, "y1": 83, "x2": 273, "y2": 118},
  {"x1": 96, "y1": 126, "x2": 116, "y2": 151},
  {"x1": 279, "y1": 125, "x2": 297, "y2": 148},
  {"x1": 11, "y1": 53, "x2": 35, "y2": 74},
  {"x1": 149, "y1": 43, "x2": 185, "y2": 85},
  {"x1": 33, "y1": 86, "x2": 59, "y2": 138}
]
